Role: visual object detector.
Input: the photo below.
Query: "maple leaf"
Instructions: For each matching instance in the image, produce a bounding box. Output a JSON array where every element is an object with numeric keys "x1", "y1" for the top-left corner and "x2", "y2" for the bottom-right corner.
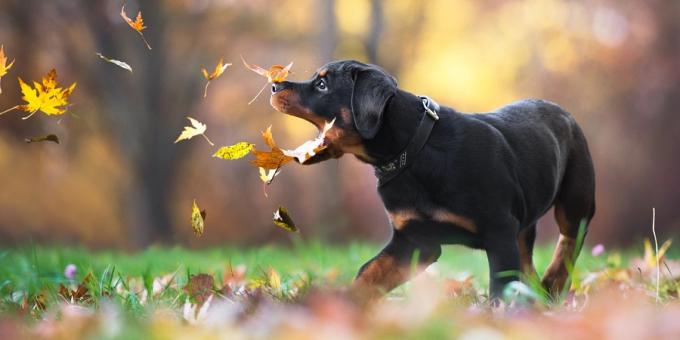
[
  {"x1": 175, "y1": 116, "x2": 214, "y2": 145},
  {"x1": 191, "y1": 199, "x2": 206, "y2": 236},
  {"x1": 25, "y1": 134, "x2": 60, "y2": 144},
  {"x1": 250, "y1": 126, "x2": 293, "y2": 170},
  {"x1": 0, "y1": 45, "x2": 15, "y2": 94},
  {"x1": 241, "y1": 55, "x2": 293, "y2": 104},
  {"x1": 120, "y1": 5, "x2": 152, "y2": 50},
  {"x1": 0, "y1": 69, "x2": 77, "y2": 119},
  {"x1": 213, "y1": 142, "x2": 254, "y2": 160},
  {"x1": 201, "y1": 58, "x2": 232, "y2": 98},
  {"x1": 96, "y1": 52, "x2": 133, "y2": 73},
  {"x1": 273, "y1": 206, "x2": 298, "y2": 233},
  {"x1": 58, "y1": 273, "x2": 94, "y2": 304}
]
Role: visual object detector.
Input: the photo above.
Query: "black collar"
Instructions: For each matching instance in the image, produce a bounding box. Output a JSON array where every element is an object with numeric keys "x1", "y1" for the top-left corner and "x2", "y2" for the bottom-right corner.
[{"x1": 373, "y1": 95, "x2": 440, "y2": 187}]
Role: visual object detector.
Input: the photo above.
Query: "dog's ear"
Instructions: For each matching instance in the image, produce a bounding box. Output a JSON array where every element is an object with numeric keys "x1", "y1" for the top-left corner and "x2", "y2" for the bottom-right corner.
[{"x1": 350, "y1": 66, "x2": 397, "y2": 139}]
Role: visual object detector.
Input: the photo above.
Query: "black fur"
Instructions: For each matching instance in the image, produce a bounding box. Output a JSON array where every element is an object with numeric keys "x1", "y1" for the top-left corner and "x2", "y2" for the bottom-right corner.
[{"x1": 271, "y1": 60, "x2": 596, "y2": 300}]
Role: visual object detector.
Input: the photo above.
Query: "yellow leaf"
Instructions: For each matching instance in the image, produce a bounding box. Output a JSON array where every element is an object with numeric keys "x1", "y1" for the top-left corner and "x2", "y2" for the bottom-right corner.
[
  {"x1": 120, "y1": 5, "x2": 152, "y2": 50},
  {"x1": 268, "y1": 268, "x2": 281, "y2": 291},
  {"x1": 258, "y1": 167, "x2": 280, "y2": 184},
  {"x1": 201, "y1": 58, "x2": 231, "y2": 98},
  {"x1": 0, "y1": 45, "x2": 15, "y2": 94},
  {"x1": 0, "y1": 69, "x2": 77, "y2": 119},
  {"x1": 191, "y1": 199, "x2": 206, "y2": 236},
  {"x1": 175, "y1": 116, "x2": 214, "y2": 146},
  {"x1": 273, "y1": 206, "x2": 298, "y2": 233},
  {"x1": 212, "y1": 142, "x2": 254, "y2": 160}
]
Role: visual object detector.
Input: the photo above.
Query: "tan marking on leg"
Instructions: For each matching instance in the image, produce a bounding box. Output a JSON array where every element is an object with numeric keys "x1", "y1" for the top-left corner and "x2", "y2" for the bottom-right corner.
[
  {"x1": 352, "y1": 255, "x2": 408, "y2": 301},
  {"x1": 518, "y1": 233, "x2": 538, "y2": 280},
  {"x1": 387, "y1": 209, "x2": 420, "y2": 230},
  {"x1": 542, "y1": 235, "x2": 577, "y2": 294},
  {"x1": 431, "y1": 209, "x2": 477, "y2": 233},
  {"x1": 554, "y1": 203, "x2": 570, "y2": 235}
]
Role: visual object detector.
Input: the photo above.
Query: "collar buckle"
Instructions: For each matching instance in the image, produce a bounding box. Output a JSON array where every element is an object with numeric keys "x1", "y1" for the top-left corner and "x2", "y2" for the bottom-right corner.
[{"x1": 422, "y1": 97, "x2": 440, "y2": 121}]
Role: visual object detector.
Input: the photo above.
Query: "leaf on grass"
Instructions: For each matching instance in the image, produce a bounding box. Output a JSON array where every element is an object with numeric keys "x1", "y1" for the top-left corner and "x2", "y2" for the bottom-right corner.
[
  {"x1": 201, "y1": 58, "x2": 231, "y2": 98},
  {"x1": 96, "y1": 52, "x2": 133, "y2": 73},
  {"x1": 0, "y1": 45, "x2": 15, "y2": 94},
  {"x1": 191, "y1": 199, "x2": 206, "y2": 236},
  {"x1": 25, "y1": 134, "x2": 59, "y2": 144},
  {"x1": 120, "y1": 5, "x2": 152, "y2": 50},
  {"x1": 175, "y1": 116, "x2": 214, "y2": 146},
  {"x1": 184, "y1": 273, "x2": 214, "y2": 306},
  {"x1": 268, "y1": 268, "x2": 281, "y2": 291},
  {"x1": 0, "y1": 69, "x2": 77, "y2": 119},
  {"x1": 273, "y1": 206, "x2": 298, "y2": 233},
  {"x1": 241, "y1": 55, "x2": 293, "y2": 104},
  {"x1": 58, "y1": 272, "x2": 93, "y2": 304},
  {"x1": 213, "y1": 142, "x2": 254, "y2": 160}
]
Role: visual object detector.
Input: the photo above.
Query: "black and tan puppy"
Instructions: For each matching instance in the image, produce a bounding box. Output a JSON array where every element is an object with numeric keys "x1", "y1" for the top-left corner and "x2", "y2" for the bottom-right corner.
[{"x1": 270, "y1": 60, "x2": 595, "y2": 301}]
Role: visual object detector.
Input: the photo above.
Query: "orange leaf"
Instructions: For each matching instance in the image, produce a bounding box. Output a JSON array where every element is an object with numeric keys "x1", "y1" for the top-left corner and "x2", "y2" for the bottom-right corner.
[
  {"x1": 0, "y1": 45, "x2": 15, "y2": 94},
  {"x1": 120, "y1": 5, "x2": 152, "y2": 50}
]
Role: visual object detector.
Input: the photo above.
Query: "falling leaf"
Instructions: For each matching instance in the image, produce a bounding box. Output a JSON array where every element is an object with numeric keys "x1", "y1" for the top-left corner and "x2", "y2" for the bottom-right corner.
[
  {"x1": 273, "y1": 206, "x2": 298, "y2": 233},
  {"x1": 212, "y1": 142, "x2": 254, "y2": 160},
  {"x1": 201, "y1": 58, "x2": 231, "y2": 98},
  {"x1": 241, "y1": 55, "x2": 293, "y2": 104},
  {"x1": 25, "y1": 134, "x2": 60, "y2": 144},
  {"x1": 0, "y1": 69, "x2": 77, "y2": 120},
  {"x1": 175, "y1": 117, "x2": 214, "y2": 146},
  {"x1": 250, "y1": 126, "x2": 293, "y2": 169},
  {"x1": 259, "y1": 167, "x2": 280, "y2": 184},
  {"x1": 191, "y1": 199, "x2": 206, "y2": 236},
  {"x1": 96, "y1": 52, "x2": 133, "y2": 73},
  {"x1": 120, "y1": 5, "x2": 152, "y2": 50},
  {"x1": 0, "y1": 45, "x2": 15, "y2": 94}
]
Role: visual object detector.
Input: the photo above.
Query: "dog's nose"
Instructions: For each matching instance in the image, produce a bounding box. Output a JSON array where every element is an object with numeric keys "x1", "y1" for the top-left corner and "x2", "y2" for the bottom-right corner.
[{"x1": 272, "y1": 82, "x2": 286, "y2": 94}]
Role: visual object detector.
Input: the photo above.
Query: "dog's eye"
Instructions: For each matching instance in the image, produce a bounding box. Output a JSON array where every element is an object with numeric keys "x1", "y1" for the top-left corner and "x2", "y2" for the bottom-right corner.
[{"x1": 316, "y1": 79, "x2": 327, "y2": 91}]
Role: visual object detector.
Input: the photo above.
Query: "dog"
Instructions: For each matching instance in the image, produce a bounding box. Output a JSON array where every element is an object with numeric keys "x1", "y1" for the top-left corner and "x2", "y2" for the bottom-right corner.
[{"x1": 270, "y1": 60, "x2": 595, "y2": 301}]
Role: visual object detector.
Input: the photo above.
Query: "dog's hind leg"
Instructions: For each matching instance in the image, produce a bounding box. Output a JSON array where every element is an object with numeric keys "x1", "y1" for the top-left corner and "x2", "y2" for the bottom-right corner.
[
  {"x1": 518, "y1": 224, "x2": 538, "y2": 282},
  {"x1": 542, "y1": 127, "x2": 595, "y2": 296},
  {"x1": 352, "y1": 230, "x2": 441, "y2": 301}
]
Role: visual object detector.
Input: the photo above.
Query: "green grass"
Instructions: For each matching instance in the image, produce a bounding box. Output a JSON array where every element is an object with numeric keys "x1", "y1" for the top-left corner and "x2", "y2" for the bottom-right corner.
[
  {"x1": 0, "y1": 240, "x2": 617, "y2": 308},
  {"x1": 2, "y1": 240, "x2": 675, "y2": 339}
]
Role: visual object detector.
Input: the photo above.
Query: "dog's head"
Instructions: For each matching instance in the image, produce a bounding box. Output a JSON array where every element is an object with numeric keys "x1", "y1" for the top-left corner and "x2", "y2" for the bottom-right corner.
[{"x1": 270, "y1": 60, "x2": 397, "y2": 163}]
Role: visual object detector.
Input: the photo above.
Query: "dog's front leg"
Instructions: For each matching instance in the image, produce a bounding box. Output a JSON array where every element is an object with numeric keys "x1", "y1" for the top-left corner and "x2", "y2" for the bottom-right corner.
[
  {"x1": 484, "y1": 231, "x2": 521, "y2": 301},
  {"x1": 351, "y1": 230, "x2": 441, "y2": 302}
]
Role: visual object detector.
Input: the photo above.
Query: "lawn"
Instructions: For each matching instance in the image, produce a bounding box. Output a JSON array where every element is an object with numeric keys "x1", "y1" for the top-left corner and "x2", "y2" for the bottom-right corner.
[{"x1": 1, "y1": 240, "x2": 678, "y2": 339}]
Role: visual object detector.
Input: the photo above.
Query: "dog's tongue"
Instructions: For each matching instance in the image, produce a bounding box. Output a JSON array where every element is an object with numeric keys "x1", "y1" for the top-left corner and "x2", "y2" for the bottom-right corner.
[{"x1": 282, "y1": 118, "x2": 335, "y2": 163}]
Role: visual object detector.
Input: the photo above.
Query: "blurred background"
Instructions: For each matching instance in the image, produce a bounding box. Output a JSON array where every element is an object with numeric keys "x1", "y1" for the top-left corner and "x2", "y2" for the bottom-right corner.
[{"x1": 0, "y1": 0, "x2": 678, "y2": 249}]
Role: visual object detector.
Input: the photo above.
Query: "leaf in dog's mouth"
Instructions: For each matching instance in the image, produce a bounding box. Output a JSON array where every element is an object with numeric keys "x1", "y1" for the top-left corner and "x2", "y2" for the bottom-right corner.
[{"x1": 251, "y1": 119, "x2": 334, "y2": 167}]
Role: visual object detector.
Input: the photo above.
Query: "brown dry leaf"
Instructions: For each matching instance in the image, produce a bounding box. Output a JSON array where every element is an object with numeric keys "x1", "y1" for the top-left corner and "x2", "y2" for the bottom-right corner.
[
  {"x1": 58, "y1": 273, "x2": 93, "y2": 304},
  {"x1": 241, "y1": 55, "x2": 293, "y2": 104},
  {"x1": 184, "y1": 273, "x2": 214, "y2": 307},
  {"x1": 250, "y1": 126, "x2": 293, "y2": 170},
  {"x1": 0, "y1": 69, "x2": 77, "y2": 119},
  {"x1": 120, "y1": 5, "x2": 152, "y2": 50},
  {"x1": 0, "y1": 45, "x2": 15, "y2": 94},
  {"x1": 25, "y1": 134, "x2": 59, "y2": 144},
  {"x1": 201, "y1": 58, "x2": 231, "y2": 98},
  {"x1": 175, "y1": 116, "x2": 214, "y2": 146},
  {"x1": 273, "y1": 206, "x2": 298, "y2": 233}
]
